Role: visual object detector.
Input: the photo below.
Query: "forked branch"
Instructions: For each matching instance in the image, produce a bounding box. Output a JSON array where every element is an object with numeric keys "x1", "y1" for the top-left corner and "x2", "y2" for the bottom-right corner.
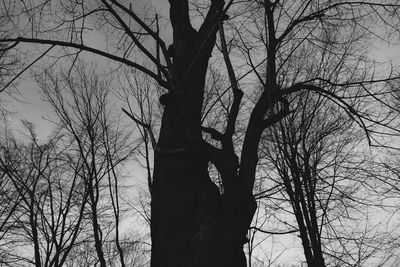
[{"x1": 219, "y1": 20, "x2": 243, "y2": 142}]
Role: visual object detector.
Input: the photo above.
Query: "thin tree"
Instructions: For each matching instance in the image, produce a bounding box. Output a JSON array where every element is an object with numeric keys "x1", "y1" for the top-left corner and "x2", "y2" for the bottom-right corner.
[
  {"x1": 259, "y1": 90, "x2": 393, "y2": 266},
  {"x1": 37, "y1": 64, "x2": 137, "y2": 267},
  {"x1": 0, "y1": 122, "x2": 90, "y2": 267}
]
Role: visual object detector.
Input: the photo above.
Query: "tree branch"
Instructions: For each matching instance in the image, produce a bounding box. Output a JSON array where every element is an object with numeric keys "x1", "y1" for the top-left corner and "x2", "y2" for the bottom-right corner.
[
  {"x1": 249, "y1": 226, "x2": 299, "y2": 235},
  {"x1": 100, "y1": 0, "x2": 172, "y2": 83},
  {"x1": 219, "y1": 20, "x2": 243, "y2": 141},
  {"x1": 0, "y1": 37, "x2": 169, "y2": 89},
  {"x1": 184, "y1": 0, "x2": 233, "y2": 80},
  {"x1": 281, "y1": 83, "x2": 371, "y2": 145},
  {"x1": 263, "y1": 97, "x2": 291, "y2": 127},
  {"x1": 278, "y1": 11, "x2": 325, "y2": 43},
  {"x1": 1, "y1": 45, "x2": 54, "y2": 92},
  {"x1": 202, "y1": 126, "x2": 224, "y2": 141},
  {"x1": 106, "y1": 0, "x2": 173, "y2": 73}
]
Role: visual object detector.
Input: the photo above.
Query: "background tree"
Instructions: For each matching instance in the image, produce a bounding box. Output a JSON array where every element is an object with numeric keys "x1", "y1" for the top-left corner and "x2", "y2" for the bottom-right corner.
[
  {"x1": 0, "y1": 122, "x2": 88, "y2": 267},
  {"x1": 257, "y1": 90, "x2": 393, "y2": 266},
  {"x1": 0, "y1": 64, "x2": 146, "y2": 267},
  {"x1": 37, "y1": 64, "x2": 139, "y2": 267}
]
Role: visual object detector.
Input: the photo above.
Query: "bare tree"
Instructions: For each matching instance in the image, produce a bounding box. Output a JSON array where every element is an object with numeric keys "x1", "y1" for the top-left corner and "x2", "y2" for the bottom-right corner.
[
  {"x1": 1, "y1": 1, "x2": 400, "y2": 266},
  {"x1": 0, "y1": 131, "x2": 24, "y2": 266},
  {"x1": 0, "y1": 122, "x2": 89, "y2": 267},
  {"x1": 0, "y1": 64, "x2": 144, "y2": 267},
  {"x1": 37, "y1": 64, "x2": 138, "y2": 267},
  {"x1": 255, "y1": 89, "x2": 395, "y2": 266}
]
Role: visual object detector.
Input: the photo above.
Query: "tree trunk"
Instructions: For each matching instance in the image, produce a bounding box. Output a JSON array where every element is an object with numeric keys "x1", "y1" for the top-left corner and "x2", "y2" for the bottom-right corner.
[
  {"x1": 150, "y1": 90, "x2": 252, "y2": 267},
  {"x1": 150, "y1": 146, "x2": 249, "y2": 267},
  {"x1": 150, "y1": 1, "x2": 257, "y2": 266}
]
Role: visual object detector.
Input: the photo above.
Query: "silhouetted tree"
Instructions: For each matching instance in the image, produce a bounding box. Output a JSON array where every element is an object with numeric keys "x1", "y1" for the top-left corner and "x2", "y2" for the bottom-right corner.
[
  {"x1": 1, "y1": 1, "x2": 400, "y2": 266},
  {"x1": 258, "y1": 90, "x2": 393, "y2": 266},
  {"x1": 0, "y1": 65, "x2": 144, "y2": 267},
  {"x1": 0, "y1": 122, "x2": 88, "y2": 267},
  {"x1": 37, "y1": 64, "x2": 137, "y2": 267}
]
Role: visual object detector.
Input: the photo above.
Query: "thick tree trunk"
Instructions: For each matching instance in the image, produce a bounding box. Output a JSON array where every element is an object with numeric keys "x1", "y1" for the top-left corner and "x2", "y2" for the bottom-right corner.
[
  {"x1": 150, "y1": 95, "x2": 250, "y2": 267},
  {"x1": 151, "y1": 157, "x2": 251, "y2": 267},
  {"x1": 151, "y1": 151, "x2": 218, "y2": 266}
]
